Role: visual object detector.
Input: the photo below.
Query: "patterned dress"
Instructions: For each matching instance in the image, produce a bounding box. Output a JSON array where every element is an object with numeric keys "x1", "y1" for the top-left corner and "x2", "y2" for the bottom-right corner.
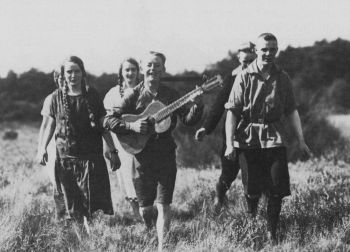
[{"x1": 46, "y1": 88, "x2": 113, "y2": 220}]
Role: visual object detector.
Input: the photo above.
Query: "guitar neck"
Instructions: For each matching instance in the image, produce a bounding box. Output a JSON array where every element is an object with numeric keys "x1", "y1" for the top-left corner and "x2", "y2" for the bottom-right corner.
[{"x1": 153, "y1": 88, "x2": 202, "y2": 122}]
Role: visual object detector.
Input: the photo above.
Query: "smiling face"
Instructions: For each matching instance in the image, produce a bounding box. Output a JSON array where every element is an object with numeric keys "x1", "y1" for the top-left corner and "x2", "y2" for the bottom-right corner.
[
  {"x1": 63, "y1": 61, "x2": 83, "y2": 87},
  {"x1": 255, "y1": 37, "x2": 278, "y2": 68},
  {"x1": 141, "y1": 53, "x2": 165, "y2": 84},
  {"x1": 121, "y1": 61, "x2": 138, "y2": 87}
]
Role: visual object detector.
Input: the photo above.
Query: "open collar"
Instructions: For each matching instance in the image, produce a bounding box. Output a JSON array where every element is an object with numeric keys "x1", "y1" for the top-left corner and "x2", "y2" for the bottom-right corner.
[{"x1": 247, "y1": 60, "x2": 281, "y2": 76}]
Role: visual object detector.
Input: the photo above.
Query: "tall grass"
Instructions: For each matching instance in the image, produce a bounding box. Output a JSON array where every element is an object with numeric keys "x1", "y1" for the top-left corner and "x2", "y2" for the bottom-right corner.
[{"x1": 1, "y1": 123, "x2": 350, "y2": 251}]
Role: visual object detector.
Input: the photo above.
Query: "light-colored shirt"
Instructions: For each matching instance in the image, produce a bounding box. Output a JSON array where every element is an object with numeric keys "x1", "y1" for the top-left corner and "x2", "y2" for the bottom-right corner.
[
  {"x1": 225, "y1": 60, "x2": 296, "y2": 149},
  {"x1": 103, "y1": 85, "x2": 139, "y2": 199},
  {"x1": 41, "y1": 93, "x2": 53, "y2": 117}
]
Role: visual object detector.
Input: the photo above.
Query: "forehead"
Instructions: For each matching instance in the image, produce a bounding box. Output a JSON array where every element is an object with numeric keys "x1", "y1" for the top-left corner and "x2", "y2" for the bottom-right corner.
[
  {"x1": 142, "y1": 54, "x2": 164, "y2": 66},
  {"x1": 122, "y1": 61, "x2": 138, "y2": 69},
  {"x1": 63, "y1": 61, "x2": 81, "y2": 71},
  {"x1": 255, "y1": 38, "x2": 278, "y2": 49}
]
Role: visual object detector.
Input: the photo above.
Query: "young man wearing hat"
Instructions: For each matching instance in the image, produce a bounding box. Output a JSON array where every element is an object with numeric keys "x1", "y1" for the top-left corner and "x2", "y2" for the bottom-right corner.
[
  {"x1": 195, "y1": 42, "x2": 256, "y2": 211},
  {"x1": 225, "y1": 33, "x2": 310, "y2": 242}
]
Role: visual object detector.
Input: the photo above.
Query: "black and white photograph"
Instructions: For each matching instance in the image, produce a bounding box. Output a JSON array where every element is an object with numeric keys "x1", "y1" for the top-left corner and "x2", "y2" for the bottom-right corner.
[{"x1": 0, "y1": 0, "x2": 350, "y2": 251}]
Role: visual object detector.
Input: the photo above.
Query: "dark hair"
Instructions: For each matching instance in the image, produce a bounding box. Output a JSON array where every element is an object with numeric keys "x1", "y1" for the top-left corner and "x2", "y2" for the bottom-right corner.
[
  {"x1": 52, "y1": 68, "x2": 61, "y2": 88},
  {"x1": 117, "y1": 58, "x2": 140, "y2": 86},
  {"x1": 257, "y1": 33, "x2": 278, "y2": 42},
  {"x1": 61, "y1": 56, "x2": 97, "y2": 141}
]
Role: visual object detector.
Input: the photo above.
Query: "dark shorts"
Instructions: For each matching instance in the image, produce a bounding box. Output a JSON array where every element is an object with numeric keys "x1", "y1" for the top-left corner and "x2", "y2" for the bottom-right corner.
[
  {"x1": 237, "y1": 147, "x2": 291, "y2": 198},
  {"x1": 133, "y1": 143, "x2": 177, "y2": 207}
]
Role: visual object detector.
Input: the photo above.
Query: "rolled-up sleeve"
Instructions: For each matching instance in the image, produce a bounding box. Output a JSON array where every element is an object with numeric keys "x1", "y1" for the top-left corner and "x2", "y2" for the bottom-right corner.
[
  {"x1": 224, "y1": 72, "x2": 244, "y2": 117},
  {"x1": 102, "y1": 89, "x2": 134, "y2": 134},
  {"x1": 103, "y1": 112, "x2": 130, "y2": 134}
]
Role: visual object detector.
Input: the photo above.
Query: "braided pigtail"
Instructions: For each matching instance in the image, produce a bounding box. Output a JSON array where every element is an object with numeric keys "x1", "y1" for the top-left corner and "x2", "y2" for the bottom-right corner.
[
  {"x1": 81, "y1": 79, "x2": 97, "y2": 128},
  {"x1": 62, "y1": 81, "x2": 72, "y2": 139}
]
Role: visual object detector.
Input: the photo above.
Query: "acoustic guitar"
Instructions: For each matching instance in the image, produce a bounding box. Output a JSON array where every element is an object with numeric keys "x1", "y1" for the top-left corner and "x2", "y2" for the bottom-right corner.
[{"x1": 118, "y1": 75, "x2": 223, "y2": 154}]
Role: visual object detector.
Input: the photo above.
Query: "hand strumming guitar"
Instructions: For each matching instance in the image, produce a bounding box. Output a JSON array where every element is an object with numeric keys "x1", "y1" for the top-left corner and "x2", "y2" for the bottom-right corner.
[{"x1": 125, "y1": 119, "x2": 150, "y2": 134}]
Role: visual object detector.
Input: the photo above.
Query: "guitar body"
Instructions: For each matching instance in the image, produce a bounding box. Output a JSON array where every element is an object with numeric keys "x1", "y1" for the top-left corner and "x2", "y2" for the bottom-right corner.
[
  {"x1": 117, "y1": 101, "x2": 172, "y2": 154},
  {"x1": 116, "y1": 75, "x2": 223, "y2": 154}
]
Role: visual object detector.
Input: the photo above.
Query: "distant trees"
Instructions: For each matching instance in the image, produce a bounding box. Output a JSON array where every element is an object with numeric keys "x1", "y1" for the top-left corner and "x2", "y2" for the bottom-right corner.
[{"x1": 328, "y1": 79, "x2": 350, "y2": 110}]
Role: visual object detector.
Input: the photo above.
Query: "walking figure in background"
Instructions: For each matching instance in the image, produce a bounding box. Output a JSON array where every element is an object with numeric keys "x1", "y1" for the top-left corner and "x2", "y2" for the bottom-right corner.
[
  {"x1": 36, "y1": 56, "x2": 117, "y2": 235},
  {"x1": 103, "y1": 58, "x2": 141, "y2": 219},
  {"x1": 225, "y1": 33, "x2": 310, "y2": 242},
  {"x1": 36, "y1": 69, "x2": 66, "y2": 219},
  {"x1": 195, "y1": 42, "x2": 256, "y2": 212},
  {"x1": 104, "y1": 51, "x2": 203, "y2": 251}
]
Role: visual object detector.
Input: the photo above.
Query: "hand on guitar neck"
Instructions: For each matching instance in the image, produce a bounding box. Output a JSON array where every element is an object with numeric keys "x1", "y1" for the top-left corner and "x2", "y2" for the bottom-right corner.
[
  {"x1": 190, "y1": 85, "x2": 203, "y2": 106},
  {"x1": 125, "y1": 118, "x2": 155, "y2": 135}
]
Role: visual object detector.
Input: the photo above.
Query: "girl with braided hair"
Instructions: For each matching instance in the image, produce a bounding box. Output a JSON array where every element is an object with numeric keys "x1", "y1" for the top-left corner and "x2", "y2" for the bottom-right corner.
[
  {"x1": 36, "y1": 68, "x2": 66, "y2": 220},
  {"x1": 37, "y1": 56, "x2": 117, "y2": 232},
  {"x1": 103, "y1": 58, "x2": 141, "y2": 219}
]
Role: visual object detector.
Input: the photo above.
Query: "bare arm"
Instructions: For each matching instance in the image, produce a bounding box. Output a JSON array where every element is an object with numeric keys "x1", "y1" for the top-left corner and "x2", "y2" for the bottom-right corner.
[
  {"x1": 36, "y1": 117, "x2": 55, "y2": 165},
  {"x1": 286, "y1": 109, "x2": 311, "y2": 158},
  {"x1": 102, "y1": 130, "x2": 115, "y2": 152},
  {"x1": 224, "y1": 110, "x2": 238, "y2": 160},
  {"x1": 37, "y1": 116, "x2": 50, "y2": 153},
  {"x1": 102, "y1": 130, "x2": 121, "y2": 171}
]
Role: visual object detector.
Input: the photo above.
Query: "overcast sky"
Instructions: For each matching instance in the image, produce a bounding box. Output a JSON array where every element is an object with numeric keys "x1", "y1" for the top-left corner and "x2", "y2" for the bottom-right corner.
[{"x1": 0, "y1": 0, "x2": 349, "y2": 77}]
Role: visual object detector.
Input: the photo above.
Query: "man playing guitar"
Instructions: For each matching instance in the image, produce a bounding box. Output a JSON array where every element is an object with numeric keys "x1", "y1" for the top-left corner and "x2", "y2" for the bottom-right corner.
[{"x1": 104, "y1": 51, "x2": 203, "y2": 251}]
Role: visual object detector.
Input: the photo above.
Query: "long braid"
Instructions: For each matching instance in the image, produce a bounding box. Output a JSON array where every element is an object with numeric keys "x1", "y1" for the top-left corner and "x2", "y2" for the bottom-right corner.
[
  {"x1": 81, "y1": 79, "x2": 97, "y2": 128},
  {"x1": 62, "y1": 81, "x2": 72, "y2": 139},
  {"x1": 62, "y1": 56, "x2": 97, "y2": 137}
]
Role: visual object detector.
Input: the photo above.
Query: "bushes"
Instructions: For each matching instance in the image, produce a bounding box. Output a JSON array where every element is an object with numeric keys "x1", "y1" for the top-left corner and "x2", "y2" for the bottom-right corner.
[{"x1": 328, "y1": 79, "x2": 350, "y2": 111}]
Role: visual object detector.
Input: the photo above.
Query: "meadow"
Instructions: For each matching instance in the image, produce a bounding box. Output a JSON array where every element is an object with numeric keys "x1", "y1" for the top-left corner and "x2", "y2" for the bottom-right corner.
[{"x1": 1, "y1": 122, "x2": 350, "y2": 251}]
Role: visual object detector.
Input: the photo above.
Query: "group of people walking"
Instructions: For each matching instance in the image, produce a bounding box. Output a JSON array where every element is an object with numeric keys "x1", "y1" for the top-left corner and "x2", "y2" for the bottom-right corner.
[{"x1": 36, "y1": 32, "x2": 310, "y2": 250}]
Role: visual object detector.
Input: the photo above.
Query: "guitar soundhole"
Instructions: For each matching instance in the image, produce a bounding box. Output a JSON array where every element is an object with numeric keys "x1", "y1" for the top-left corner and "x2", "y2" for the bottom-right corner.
[{"x1": 156, "y1": 117, "x2": 171, "y2": 133}]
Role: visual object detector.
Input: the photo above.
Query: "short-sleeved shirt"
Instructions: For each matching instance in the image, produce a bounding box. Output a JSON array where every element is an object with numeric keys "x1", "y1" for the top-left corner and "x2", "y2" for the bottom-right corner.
[
  {"x1": 41, "y1": 93, "x2": 53, "y2": 117},
  {"x1": 45, "y1": 88, "x2": 106, "y2": 158},
  {"x1": 225, "y1": 60, "x2": 296, "y2": 149}
]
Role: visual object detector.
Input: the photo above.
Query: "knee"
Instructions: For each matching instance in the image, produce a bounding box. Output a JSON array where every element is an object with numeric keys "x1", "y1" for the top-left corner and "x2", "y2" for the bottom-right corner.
[{"x1": 156, "y1": 203, "x2": 170, "y2": 215}]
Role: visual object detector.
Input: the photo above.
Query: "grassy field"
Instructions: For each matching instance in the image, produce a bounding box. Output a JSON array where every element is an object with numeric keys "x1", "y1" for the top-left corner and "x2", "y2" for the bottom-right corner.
[
  {"x1": 1, "y1": 122, "x2": 350, "y2": 251},
  {"x1": 328, "y1": 114, "x2": 350, "y2": 138}
]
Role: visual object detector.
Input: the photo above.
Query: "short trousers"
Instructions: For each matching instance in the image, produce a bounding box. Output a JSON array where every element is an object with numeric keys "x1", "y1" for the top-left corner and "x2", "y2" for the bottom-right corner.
[
  {"x1": 133, "y1": 143, "x2": 177, "y2": 207},
  {"x1": 237, "y1": 147, "x2": 291, "y2": 198}
]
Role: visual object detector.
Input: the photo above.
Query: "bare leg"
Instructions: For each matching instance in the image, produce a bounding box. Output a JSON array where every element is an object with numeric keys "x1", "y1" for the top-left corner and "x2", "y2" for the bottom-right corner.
[
  {"x1": 129, "y1": 200, "x2": 141, "y2": 220},
  {"x1": 156, "y1": 203, "x2": 171, "y2": 252},
  {"x1": 139, "y1": 206, "x2": 154, "y2": 229},
  {"x1": 83, "y1": 216, "x2": 90, "y2": 235}
]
